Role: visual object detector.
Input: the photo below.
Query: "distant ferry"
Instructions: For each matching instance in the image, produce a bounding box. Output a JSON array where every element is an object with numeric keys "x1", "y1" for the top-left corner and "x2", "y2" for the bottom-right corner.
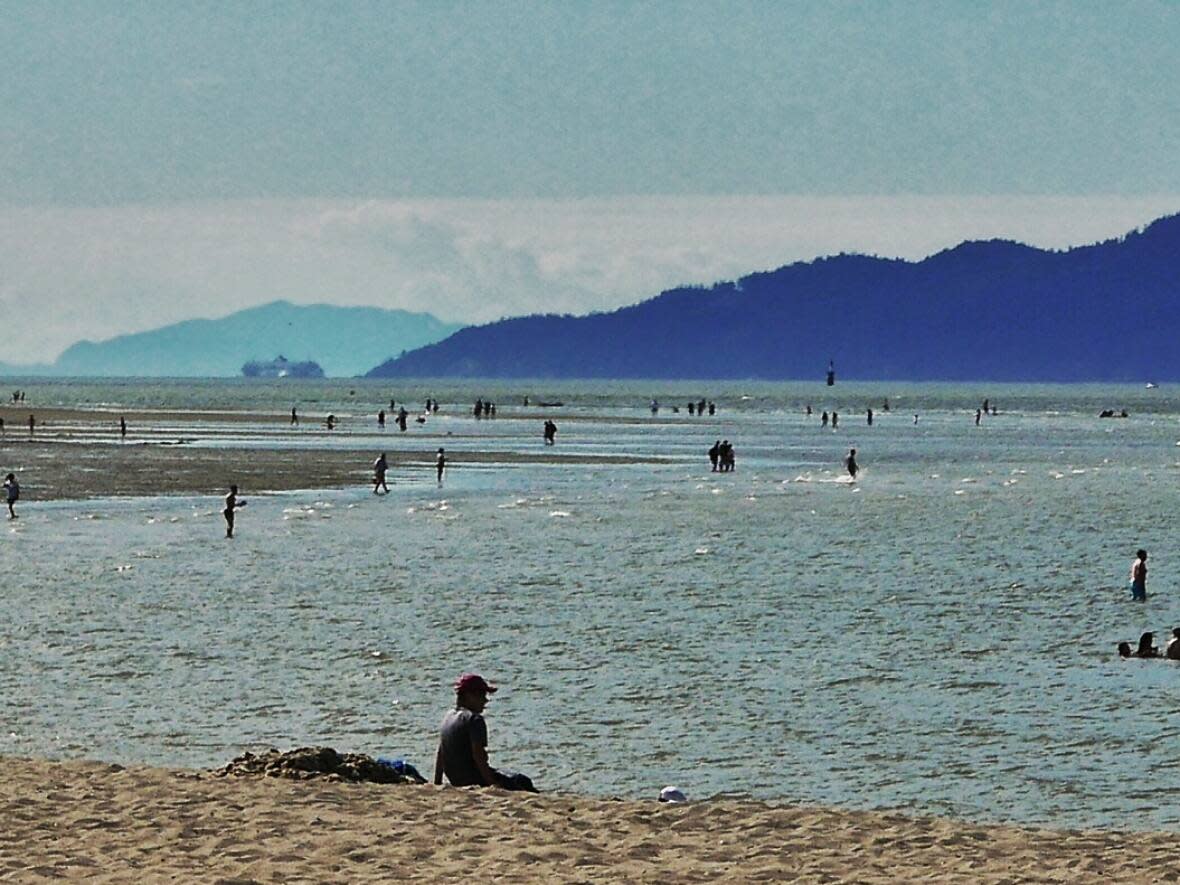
[{"x1": 1146, "y1": 382, "x2": 1159, "y2": 389}]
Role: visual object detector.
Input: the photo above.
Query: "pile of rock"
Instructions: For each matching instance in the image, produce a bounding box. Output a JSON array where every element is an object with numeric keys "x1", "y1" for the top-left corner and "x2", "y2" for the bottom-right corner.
[{"x1": 213, "y1": 747, "x2": 421, "y2": 784}]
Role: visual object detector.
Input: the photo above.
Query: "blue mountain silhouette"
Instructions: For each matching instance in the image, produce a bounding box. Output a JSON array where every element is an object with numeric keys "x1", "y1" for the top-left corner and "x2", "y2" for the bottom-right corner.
[{"x1": 366, "y1": 213, "x2": 1180, "y2": 381}]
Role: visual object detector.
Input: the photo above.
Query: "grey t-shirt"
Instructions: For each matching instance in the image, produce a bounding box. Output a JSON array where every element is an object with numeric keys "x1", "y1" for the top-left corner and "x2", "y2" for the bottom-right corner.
[{"x1": 439, "y1": 707, "x2": 490, "y2": 786}]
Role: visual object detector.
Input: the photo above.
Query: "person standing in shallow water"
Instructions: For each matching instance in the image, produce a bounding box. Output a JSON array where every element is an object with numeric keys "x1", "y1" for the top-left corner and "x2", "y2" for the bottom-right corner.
[
  {"x1": 223, "y1": 485, "x2": 246, "y2": 538},
  {"x1": 4, "y1": 472, "x2": 19, "y2": 519},
  {"x1": 845, "y1": 448, "x2": 859, "y2": 480},
  {"x1": 436, "y1": 447, "x2": 446, "y2": 484},
  {"x1": 1130, "y1": 549, "x2": 1148, "y2": 601},
  {"x1": 372, "y1": 453, "x2": 389, "y2": 494}
]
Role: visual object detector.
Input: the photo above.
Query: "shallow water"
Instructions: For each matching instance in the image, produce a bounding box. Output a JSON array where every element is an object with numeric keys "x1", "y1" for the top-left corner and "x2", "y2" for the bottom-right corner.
[{"x1": 4, "y1": 379, "x2": 1180, "y2": 830}]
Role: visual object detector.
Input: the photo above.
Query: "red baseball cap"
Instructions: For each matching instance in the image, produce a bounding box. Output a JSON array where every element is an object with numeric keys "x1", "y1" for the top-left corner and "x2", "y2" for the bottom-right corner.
[{"x1": 454, "y1": 673, "x2": 497, "y2": 694}]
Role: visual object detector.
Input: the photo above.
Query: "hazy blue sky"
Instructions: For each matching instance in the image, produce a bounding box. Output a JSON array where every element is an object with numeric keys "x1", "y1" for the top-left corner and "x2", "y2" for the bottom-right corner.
[{"x1": 1, "y1": 2, "x2": 1178, "y2": 362}]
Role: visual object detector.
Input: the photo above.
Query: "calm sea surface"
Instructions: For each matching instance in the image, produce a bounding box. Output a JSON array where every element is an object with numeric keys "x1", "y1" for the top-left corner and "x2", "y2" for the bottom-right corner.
[{"x1": 4, "y1": 378, "x2": 1180, "y2": 830}]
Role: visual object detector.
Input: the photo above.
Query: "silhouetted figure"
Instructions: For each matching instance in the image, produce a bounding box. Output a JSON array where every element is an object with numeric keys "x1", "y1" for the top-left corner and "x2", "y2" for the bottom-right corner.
[
  {"x1": 0, "y1": 417, "x2": 5, "y2": 435},
  {"x1": 1136, "y1": 631, "x2": 1159, "y2": 658},
  {"x1": 866, "y1": 408, "x2": 873, "y2": 426},
  {"x1": 28, "y1": 414, "x2": 35, "y2": 435},
  {"x1": 806, "y1": 404, "x2": 812, "y2": 417},
  {"x1": 688, "y1": 402, "x2": 695, "y2": 416},
  {"x1": 120, "y1": 416, "x2": 127, "y2": 440},
  {"x1": 325, "y1": 414, "x2": 336, "y2": 430},
  {"x1": 488, "y1": 403, "x2": 496, "y2": 418},
  {"x1": 474, "y1": 398, "x2": 484, "y2": 419},
  {"x1": 821, "y1": 411, "x2": 829, "y2": 427},
  {"x1": 223, "y1": 485, "x2": 246, "y2": 538},
  {"x1": 975, "y1": 409, "x2": 982, "y2": 426},
  {"x1": 543, "y1": 420, "x2": 557, "y2": 445},
  {"x1": 914, "y1": 414, "x2": 919, "y2": 425},
  {"x1": 398, "y1": 407, "x2": 408, "y2": 431},
  {"x1": 373, "y1": 452, "x2": 389, "y2": 494},
  {"x1": 291, "y1": 407, "x2": 298, "y2": 425},
  {"x1": 390, "y1": 398, "x2": 396, "y2": 410},
  {"x1": 436, "y1": 447, "x2": 446, "y2": 484},
  {"x1": 982, "y1": 398, "x2": 989, "y2": 414},
  {"x1": 707, "y1": 402, "x2": 715, "y2": 416},
  {"x1": 650, "y1": 399, "x2": 659, "y2": 415},
  {"x1": 708, "y1": 440, "x2": 720, "y2": 472},
  {"x1": 845, "y1": 447, "x2": 859, "y2": 480},
  {"x1": 883, "y1": 398, "x2": 890, "y2": 412},
  {"x1": 698, "y1": 399, "x2": 706, "y2": 416},
  {"x1": 719, "y1": 440, "x2": 734, "y2": 472},
  {"x1": 378, "y1": 409, "x2": 386, "y2": 428},
  {"x1": 4, "y1": 472, "x2": 18, "y2": 519},
  {"x1": 432, "y1": 399, "x2": 439, "y2": 414},
  {"x1": 831, "y1": 411, "x2": 839, "y2": 429},
  {"x1": 826, "y1": 360, "x2": 835, "y2": 386}
]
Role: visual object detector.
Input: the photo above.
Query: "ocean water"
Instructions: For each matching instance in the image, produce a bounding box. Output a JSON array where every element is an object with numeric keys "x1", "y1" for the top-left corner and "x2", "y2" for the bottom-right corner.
[{"x1": 4, "y1": 379, "x2": 1180, "y2": 830}]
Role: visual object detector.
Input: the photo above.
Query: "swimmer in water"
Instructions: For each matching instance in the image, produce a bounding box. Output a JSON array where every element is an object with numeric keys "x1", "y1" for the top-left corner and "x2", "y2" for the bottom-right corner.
[{"x1": 1136, "y1": 631, "x2": 1159, "y2": 658}]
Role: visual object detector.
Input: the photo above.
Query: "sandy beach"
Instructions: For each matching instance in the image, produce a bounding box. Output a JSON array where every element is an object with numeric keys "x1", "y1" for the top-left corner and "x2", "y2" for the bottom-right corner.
[{"x1": 1, "y1": 756, "x2": 1177, "y2": 883}]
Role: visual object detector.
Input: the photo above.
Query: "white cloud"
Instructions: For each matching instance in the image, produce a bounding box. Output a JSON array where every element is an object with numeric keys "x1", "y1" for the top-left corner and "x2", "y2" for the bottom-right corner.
[{"x1": 0, "y1": 195, "x2": 1177, "y2": 364}]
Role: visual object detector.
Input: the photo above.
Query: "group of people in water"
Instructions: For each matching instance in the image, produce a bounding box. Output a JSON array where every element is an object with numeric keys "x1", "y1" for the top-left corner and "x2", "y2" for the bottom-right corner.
[{"x1": 1119, "y1": 629, "x2": 1180, "y2": 660}]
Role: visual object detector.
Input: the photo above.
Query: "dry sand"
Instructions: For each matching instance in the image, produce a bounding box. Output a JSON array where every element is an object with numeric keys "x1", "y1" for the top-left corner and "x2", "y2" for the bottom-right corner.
[{"x1": 1, "y1": 756, "x2": 1177, "y2": 883}]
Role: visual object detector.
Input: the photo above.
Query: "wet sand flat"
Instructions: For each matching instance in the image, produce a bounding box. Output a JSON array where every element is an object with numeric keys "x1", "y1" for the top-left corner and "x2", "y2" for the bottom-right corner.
[
  {"x1": 0, "y1": 406, "x2": 670, "y2": 501},
  {"x1": 1, "y1": 756, "x2": 1177, "y2": 883}
]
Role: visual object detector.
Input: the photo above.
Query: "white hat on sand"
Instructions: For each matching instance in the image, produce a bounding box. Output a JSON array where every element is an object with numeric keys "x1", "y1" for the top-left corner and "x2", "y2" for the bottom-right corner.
[{"x1": 658, "y1": 786, "x2": 687, "y2": 803}]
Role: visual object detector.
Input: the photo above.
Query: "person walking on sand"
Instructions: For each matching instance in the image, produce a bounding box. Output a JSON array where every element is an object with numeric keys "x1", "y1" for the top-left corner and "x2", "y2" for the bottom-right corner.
[
  {"x1": 845, "y1": 447, "x2": 859, "y2": 480},
  {"x1": 1130, "y1": 549, "x2": 1148, "y2": 601},
  {"x1": 27, "y1": 414, "x2": 34, "y2": 436},
  {"x1": 436, "y1": 447, "x2": 446, "y2": 484},
  {"x1": 708, "y1": 440, "x2": 720, "y2": 472},
  {"x1": 120, "y1": 416, "x2": 127, "y2": 440},
  {"x1": 373, "y1": 453, "x2": 389, "y2": 494},
  {"x1": 223, "y1": 485, "x2": 246, "y2": 538},
  {"x1": 290, "y1": 406, "x2": 298, "y2": 425},
  {"x1": 434, "y1": 673, "x2": 538, "y2": 792},
  {"x1": 4, "y1": 472, "x2": 19, "y2": 519}
]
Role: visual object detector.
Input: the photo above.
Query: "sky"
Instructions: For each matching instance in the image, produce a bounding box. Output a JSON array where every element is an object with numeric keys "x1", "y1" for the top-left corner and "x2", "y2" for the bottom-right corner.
[{"x1": 1, "y1": 1, "x2": 1178, "y2": 364}]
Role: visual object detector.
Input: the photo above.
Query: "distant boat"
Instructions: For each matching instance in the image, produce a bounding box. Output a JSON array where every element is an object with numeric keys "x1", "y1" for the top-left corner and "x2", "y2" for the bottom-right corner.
[
  {"x1": 537, "y1": 401, "x2": 564, "y2": 407},
  {"x1": 1146, "y1": 382, "x2": 1159, "y2": 389}
]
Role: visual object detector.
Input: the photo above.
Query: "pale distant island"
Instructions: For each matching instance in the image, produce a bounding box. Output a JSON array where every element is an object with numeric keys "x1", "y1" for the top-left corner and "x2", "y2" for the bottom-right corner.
[{"x1": 0, "y1": 301, "x2": 462, "y2": 378}]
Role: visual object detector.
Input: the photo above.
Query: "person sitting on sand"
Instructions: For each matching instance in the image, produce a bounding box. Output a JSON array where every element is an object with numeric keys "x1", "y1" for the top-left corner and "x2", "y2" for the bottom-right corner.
[
  {"x1": 1130, "y1": 549, "x2": 1148, "y2": 601},
  {"x1": 434, "y1": 673, "x2": 537, "y2": 792},
  {"x1": 4, "y1": 472, "x2": 19, "y2": 519},
  {"x1": 1136, "y1": 632, "x2": 1159, "y2": 658}
]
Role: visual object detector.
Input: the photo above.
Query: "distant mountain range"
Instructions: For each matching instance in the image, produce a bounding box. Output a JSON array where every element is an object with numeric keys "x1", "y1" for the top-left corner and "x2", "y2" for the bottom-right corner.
[
  {"x1": 0, "y1": 301, "x2": 461, "y2": 378},
  {"x1": 367, "y1": 213, "x2": 1180, "y2": 382}
]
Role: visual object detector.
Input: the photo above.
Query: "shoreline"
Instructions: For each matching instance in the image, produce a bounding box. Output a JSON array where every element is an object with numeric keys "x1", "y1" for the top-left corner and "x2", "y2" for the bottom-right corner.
[{"x1": 2, "y1": 755, "x2": 1177, "y2": 883}]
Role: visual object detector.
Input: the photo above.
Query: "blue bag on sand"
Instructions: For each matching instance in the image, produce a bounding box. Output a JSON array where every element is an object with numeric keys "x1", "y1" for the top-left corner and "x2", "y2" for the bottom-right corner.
[{"x1": 377, "y1": 756, "x2": 426, "y2": 783}]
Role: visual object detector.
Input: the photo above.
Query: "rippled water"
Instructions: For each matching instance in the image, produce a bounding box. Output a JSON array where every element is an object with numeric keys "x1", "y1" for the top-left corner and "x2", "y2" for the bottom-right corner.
[{"x1": 4, "y1": 379, "x2": 1180, "y2": 830}]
